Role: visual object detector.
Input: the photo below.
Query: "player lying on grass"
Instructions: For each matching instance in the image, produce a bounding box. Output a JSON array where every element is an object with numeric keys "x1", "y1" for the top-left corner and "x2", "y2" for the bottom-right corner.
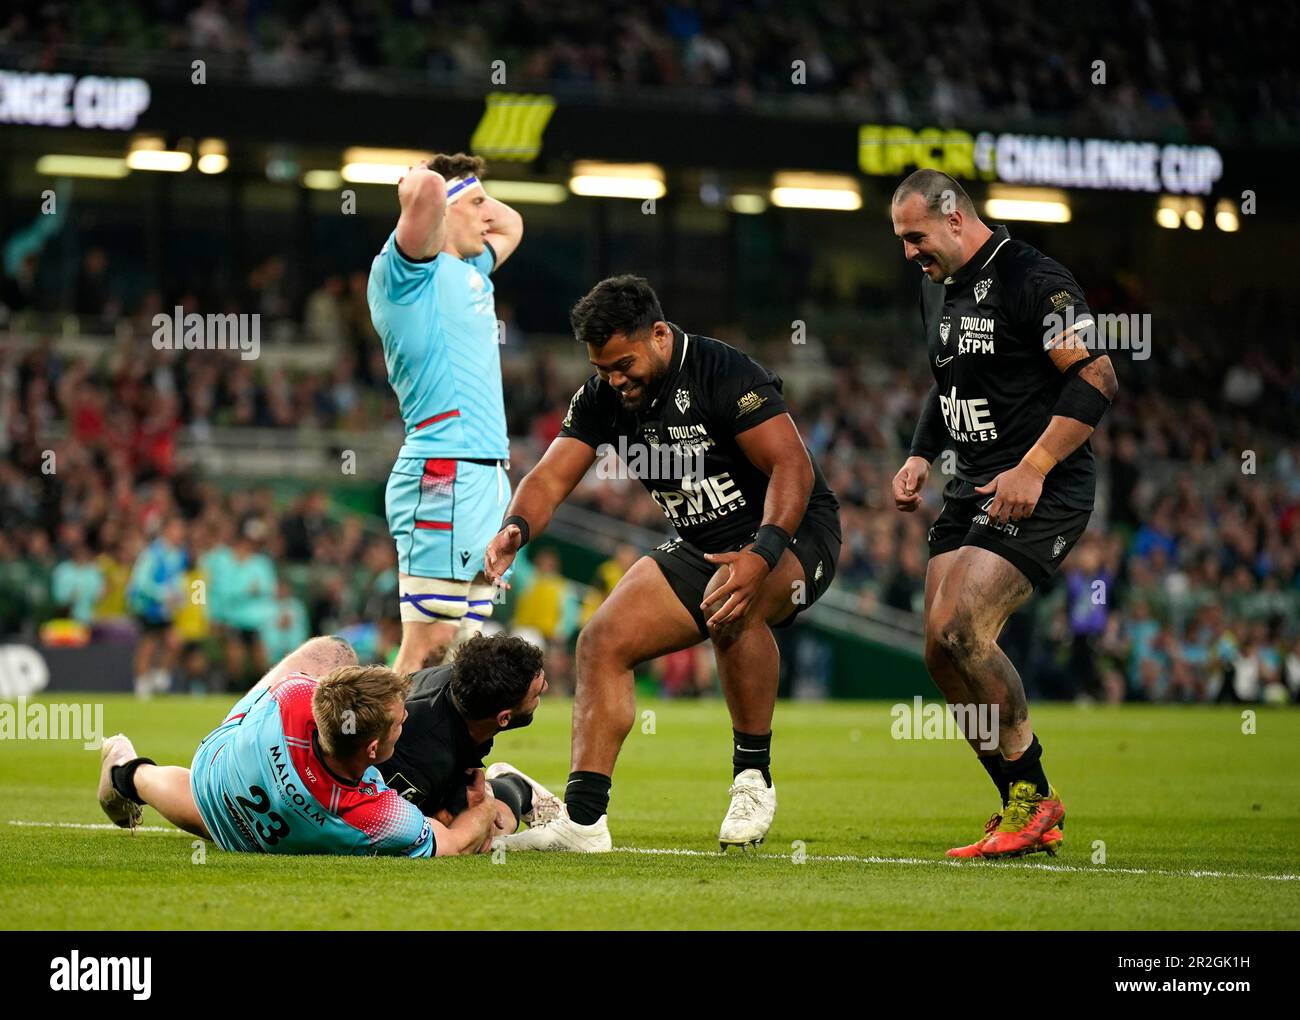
[
  {"x1": 97, "y1": 633, "x2": 560, "y2": 857},
  {"x1": 377, "y1": 632, "x2": 557, "y2": 828},
  {"x1": 484, "y1": 275, "x2": 842, "y2": 852}
]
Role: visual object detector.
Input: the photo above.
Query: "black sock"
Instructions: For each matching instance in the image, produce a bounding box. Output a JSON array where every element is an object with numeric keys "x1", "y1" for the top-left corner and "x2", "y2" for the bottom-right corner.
[
  {"x1": 110, "y1": 757, "x2": 156, "y2": 805},
  {"x1": 564, "y1": 771, "x2": 611, "y2": 825},
  {"x1": 732, "y1": 729, "x2": 772, "y2": 787},
  {"x1": 489, "y1": 773, "x2": 533, "y2": 825},
  {"x1": 999, "y1": 736, "x2": 1050, "y2": 798},
  {"x1": 979, "y1": 754, "x2": 1011, "y2": 805}
]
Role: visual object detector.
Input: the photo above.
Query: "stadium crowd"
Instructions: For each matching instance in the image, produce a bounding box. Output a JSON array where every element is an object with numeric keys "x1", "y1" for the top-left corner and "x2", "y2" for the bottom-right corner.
[
  {"x1": 3, "y1": 255, "x2": 1300, "y2": 704},
  {"x1": 0, "y1": 1, "x2": 1295, "y2": 142}
]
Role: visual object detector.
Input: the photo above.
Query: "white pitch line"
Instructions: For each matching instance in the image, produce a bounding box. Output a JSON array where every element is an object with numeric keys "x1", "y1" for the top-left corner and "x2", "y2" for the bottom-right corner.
[
  {"x1": 10, "y1": 821, "x2": 1299, "y2": 882},
  {"x1": 8, "y1": 820, "x2": 187, "y2": 835},
  {"x1": 613, "y1": 845, "x2": 1300, "y2": 882}
]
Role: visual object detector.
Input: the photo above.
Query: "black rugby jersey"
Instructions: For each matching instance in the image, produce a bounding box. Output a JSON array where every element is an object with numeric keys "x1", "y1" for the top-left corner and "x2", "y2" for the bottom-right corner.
[
  {"x1": 379, "y1": 664, "x2": 492, "y2": 815},
  {"x1": 559, "y1": 324, "x2": 839, "y2": 552},
  {"x1": 919, "y1": 225, "x2": 1097, "y2": 509}
]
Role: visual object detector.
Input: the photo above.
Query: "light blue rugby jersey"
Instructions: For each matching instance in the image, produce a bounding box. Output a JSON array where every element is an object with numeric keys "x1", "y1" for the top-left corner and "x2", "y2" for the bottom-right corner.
[
  {"x1": 192, "y1": 675, "x2": 435, "y2": 857},
  {"x1": 367, "y1": 232, "x2": 509, "y2": 460}
]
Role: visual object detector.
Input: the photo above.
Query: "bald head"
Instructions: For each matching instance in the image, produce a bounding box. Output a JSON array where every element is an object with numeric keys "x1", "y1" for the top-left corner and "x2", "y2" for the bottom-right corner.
[{"x1": 891, "y1": 169, "x2": 977, "y2": 218}]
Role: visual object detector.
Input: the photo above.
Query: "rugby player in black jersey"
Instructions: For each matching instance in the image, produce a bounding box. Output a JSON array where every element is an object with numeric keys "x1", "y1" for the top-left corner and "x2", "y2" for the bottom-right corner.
[
  {"x1": 378, "y1": 632, "x2": 559, "y2": 845},
  {"x1": 484, "y1": 275, "x2": 841, "y2": 851},
  {"x1": 890, "y1": 169, "x2": 1118, "y2": 859}
]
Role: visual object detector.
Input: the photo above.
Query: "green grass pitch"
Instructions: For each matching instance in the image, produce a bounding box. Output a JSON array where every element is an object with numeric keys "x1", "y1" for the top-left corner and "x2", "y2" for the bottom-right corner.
[{"x1": 2, "y1": 694, "x2": 1298, "y2": 930}]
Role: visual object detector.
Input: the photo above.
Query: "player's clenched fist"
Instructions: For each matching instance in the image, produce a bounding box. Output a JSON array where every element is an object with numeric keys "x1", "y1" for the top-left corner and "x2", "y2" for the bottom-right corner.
[
  {"x1": 892, "y1": 455, "x2": 930, "y2": 512},
  {"x1": 483, "y1": 523, "x2": 523, "y2": 585},
  {"x1": 397, "y1": 161, "x2": 444, "y2": 203}
]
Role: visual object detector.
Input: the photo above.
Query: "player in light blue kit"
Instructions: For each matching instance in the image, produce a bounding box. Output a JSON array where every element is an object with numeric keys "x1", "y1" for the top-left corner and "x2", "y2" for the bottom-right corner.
[
  {"x1": 95, "y1": 636, "x2": 501, "y2": 857},
  {"x1": 368, "y1": 152, "x2": 524, "y2": 675}
]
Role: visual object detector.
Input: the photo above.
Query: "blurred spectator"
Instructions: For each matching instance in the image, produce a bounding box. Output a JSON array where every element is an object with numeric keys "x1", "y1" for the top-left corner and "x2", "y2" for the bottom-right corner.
[
  {"x1": 210, "y1": 528, "x2": 277, "y2": 686},
  {"x1": 1284, "y1": 635, "x2": 1300, "y2": 701},
  {"x1": 1062, "y1": 535, "x2": 1113, "y2": 700},
  {"x1": 649, "y1": 645, "x2": 716, "y2": 698},
  {"x1": 50, "y1": 531, "x2": 104, "y2": 624},
  {"x1": 281, "y1": 490, "x2": 332, "y2": 562},
  {"x1": 881, "y1": 543, "x2": 925, "y2": 615},
  {"x1": 512, "y1": 547, "x2": 578, "y2": 643},
  {"x1": 262, "y1": 578, "x2": 310, "y2": 665},
  {"x1": 304, "y1": 275, "x2": 347, "y2": 348},
  {"x1": 580, "y1": 543, "x2": 639, "y2": 626},
  {"x1": 126, "y1": 515, "x2": 188, "y2": 694}
]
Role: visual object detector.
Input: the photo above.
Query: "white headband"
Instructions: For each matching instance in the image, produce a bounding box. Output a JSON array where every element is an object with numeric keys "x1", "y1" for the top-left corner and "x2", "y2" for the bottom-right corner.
[{"x1": 446, "y1": 174, "x2": 484, "y2": 204}]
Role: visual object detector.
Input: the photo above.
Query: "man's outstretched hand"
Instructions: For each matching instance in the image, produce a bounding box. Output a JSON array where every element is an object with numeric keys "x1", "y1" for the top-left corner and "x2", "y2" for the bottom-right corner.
[{"x1": 484, "y1": 524, "x2": 523, "y2": 586}]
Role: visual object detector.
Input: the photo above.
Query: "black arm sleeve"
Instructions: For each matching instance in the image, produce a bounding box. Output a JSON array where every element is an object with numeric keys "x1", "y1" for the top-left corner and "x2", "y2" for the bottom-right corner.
[
  {"x1": 908, "y1": 384, "x2": 946, "y2": 461},
  {"x1": 1053, "y1": 370, "x2": 1112, "y2": 427}
]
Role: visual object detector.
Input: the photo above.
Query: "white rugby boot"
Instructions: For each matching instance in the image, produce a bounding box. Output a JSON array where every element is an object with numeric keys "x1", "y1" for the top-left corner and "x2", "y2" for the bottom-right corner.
[
  {"x1": 485, "y1": 762, "x2": 564, "y2": 826},
  {"x1": 98, "y1": 733, "x2": 144, "y2": 830},
  {"x1": 718, "y1": 768, "x2": 776, "y2": 851},
  {"x1": 495, "y1": 810, "x2": 612, "y2": 852}
]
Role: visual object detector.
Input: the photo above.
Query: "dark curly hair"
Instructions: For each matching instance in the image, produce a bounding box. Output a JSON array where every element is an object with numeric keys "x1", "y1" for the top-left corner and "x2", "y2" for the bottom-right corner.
[
  {"x1": 570, "y1": 274, "x2": 664, "y2": 349},
  {"x1": 427, "y1": 152, "x2": 486, "y2": 181},
  {"x1": 450, "y1": 633, "x2": 543, "y2": 720}
]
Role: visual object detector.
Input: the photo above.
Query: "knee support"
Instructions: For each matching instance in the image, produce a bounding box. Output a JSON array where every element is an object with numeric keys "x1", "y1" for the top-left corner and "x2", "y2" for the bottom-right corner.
[
  {"x1": 398, "y1": 574, "x2": 472, "y2": 625},
  {"x1": 440, "y1": 582, "x2": 498, "y2": 662}
]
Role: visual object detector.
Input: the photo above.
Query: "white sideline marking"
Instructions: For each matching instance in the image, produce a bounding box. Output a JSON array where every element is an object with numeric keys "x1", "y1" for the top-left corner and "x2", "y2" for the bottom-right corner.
[
  {"x1": 615, "y1": 846, "x2": 1300, "y2": 882},
  {"x1": 9, "y1": 820, "x2": 186, "y2": 835},
  {"x1": 11, "y1": 820, "x2": 1299, "y2": 882}
]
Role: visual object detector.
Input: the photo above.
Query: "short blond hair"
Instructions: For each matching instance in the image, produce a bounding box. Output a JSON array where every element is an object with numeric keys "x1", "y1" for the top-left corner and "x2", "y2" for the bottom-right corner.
[{"x1": 311, "y1": 665, "x2": 412, "y2": 757}]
